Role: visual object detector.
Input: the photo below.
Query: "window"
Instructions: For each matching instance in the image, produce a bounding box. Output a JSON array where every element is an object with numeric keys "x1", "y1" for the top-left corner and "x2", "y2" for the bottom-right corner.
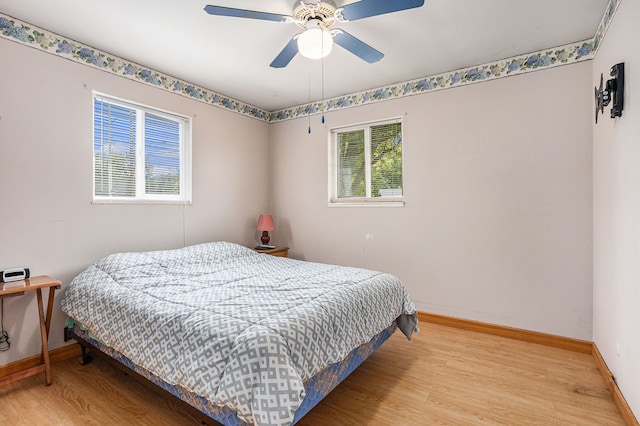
[
  {"x1": 329, "y1": 118, "x2": 404, "y2": 206},
  {"x1": 93, "y1": 93, "x2": 191, "y2": 203}
]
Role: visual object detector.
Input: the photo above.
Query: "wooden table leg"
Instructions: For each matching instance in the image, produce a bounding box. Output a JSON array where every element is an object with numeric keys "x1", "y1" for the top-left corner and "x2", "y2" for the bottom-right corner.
[
  {"x1": 45, "y1": 286, "x2": 56, "y2": 336},
  {"x1": 36, "y1": 288, "x2": 52, "y2": 385}
]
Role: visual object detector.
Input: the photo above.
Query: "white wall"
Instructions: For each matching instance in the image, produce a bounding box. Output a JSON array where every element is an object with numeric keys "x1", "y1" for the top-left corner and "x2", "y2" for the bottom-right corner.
[
  {"x1": 0, "y1": 37, "x2": 271, "y2": 364},
  {"x1": 593, "y1": 0, "x2": 640, "y2": 417},
  {"x1": 270, "y1": 62, "x2": 593, "y2": 340}
]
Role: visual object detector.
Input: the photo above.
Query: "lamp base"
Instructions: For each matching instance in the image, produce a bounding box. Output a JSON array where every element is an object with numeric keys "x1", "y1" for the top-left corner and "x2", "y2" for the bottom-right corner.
[{"x1": 261, "y1": 231, "x2": 270, "y2": 245}]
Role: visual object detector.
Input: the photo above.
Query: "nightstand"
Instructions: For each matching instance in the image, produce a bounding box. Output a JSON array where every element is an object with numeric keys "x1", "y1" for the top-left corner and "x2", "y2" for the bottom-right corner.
[
  {"x1": 0, "y1": 275, "x2": 61, "y2": 386},
  {"x1": 254, "y1": 246, "x2": 289, "y2": 258}
]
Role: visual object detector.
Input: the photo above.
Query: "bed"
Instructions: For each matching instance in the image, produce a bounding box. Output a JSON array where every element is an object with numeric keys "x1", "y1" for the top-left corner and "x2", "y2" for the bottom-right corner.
[{"x1": 61, "y1": 241, "x2": 418, "y2": 426}]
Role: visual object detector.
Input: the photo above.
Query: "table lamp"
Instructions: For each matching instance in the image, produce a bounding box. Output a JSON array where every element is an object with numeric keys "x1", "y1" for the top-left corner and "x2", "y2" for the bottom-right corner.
[{"x1": 257, "y1": 214, "x2": 275, "y2": 245}]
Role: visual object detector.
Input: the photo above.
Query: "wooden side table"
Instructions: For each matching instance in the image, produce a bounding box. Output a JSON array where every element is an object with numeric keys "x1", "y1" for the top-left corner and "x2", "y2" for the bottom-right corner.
[
  {"x1": 0, "y1": 275, "x2": 61, "y2": 386},
  {"x1": 254, "y1": 246, "x2": 289, "y2": 258}
]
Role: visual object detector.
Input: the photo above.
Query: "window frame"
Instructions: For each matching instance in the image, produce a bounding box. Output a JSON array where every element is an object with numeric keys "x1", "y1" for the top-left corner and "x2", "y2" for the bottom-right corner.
[
  {"x1": 328, "y1": 117, "x2": 405, "y2": 207},
  {"x1": 92, "y1": 92, "x2": 192, "y2": 204}
]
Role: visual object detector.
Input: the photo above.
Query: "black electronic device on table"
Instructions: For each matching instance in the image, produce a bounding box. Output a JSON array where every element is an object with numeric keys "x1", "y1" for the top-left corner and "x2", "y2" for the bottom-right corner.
[{"x1": 0, "y1": 268, "x2": 30, "y2": 283}]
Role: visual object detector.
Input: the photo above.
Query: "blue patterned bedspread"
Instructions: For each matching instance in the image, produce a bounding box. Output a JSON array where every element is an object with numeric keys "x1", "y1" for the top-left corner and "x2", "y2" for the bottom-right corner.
[{"x1": 61, "y1": 242, "x2": 417, "y2": 426}]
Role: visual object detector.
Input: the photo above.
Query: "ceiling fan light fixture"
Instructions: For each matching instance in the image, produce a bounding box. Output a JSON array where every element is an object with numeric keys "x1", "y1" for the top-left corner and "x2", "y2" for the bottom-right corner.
[{"x1": 297, "y1": 20, "x2": 333, "y2": 59}]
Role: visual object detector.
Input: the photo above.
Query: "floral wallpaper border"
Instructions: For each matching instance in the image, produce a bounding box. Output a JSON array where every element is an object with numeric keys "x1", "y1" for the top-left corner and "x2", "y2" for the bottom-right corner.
[
  {"x1": 0, "y1": 0, "x2": 621, "y2": 123},
  {"x1": 270, "y1": 0, "x2": 622, "y2": 122},
  {"x1": 270, "y1": 39, "x2": 596, "y2": 122},
  {"x1": 592, "y1": 0, "x2": 622, "y2": 53},
  {"x1": 0, "y1": 13, "x2": 271, "y2": 122}
]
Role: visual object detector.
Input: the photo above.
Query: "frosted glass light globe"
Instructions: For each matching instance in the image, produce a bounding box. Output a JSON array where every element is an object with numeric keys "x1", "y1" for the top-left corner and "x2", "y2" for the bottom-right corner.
[{"x1": 297, "y1": 22, "x2": 333, "y2": 59}]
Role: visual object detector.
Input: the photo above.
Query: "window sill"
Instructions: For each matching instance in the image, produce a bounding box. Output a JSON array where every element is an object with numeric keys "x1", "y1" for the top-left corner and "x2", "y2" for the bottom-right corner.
[
  {"x1": 328, "y1": 198, "x2": 405, "y2": 208},
  {"x1": 92, "y1": 198, "x2": 191, "y2": 205}
]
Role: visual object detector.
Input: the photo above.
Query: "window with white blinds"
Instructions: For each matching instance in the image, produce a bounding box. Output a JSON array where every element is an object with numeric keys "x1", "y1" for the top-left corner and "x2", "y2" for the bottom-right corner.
[
  {"x1": 330, "y1": 118, "x2": 404, "y2": 205},
  {"x1": 93, "y1": 94, "x2": 191, "y2": 203}
]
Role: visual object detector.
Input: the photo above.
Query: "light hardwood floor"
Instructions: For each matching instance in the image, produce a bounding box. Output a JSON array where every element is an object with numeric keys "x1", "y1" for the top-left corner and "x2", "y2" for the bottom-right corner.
[{"x1": 0, "y1": 323, "x2": 625, "y2": 425}]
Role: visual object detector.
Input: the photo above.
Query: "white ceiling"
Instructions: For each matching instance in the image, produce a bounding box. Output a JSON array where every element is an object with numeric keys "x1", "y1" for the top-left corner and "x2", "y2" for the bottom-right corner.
[{"x1": 0, "y1": 0, "x2": 608, "y2": 111}]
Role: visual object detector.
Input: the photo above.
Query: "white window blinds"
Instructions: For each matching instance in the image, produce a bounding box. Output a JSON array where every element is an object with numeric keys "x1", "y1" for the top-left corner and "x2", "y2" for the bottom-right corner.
[
  {"x1": 331, "y1": 118, "x2": 403, "y2": 204},
  {"x1": 371, "y1": 122, "x2": 403, "y2": 197},
  {"x1": 93, "y1": 94, "x2": 191, "y2": 203},
  {"x1": 94, "y1": 99, "x2": 137, "y2": 197},
  {"x1": 144, "y1": 113, "x2": 181, "y2": 195},
  {"x1": 337, "y1": 129, "x2": 366, "y2": 198}
]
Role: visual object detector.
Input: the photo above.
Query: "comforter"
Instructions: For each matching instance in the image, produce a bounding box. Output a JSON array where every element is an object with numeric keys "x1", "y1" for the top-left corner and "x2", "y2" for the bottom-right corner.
[{"x1": 61, "y1": 242, "x2": 417, "y2": 426}]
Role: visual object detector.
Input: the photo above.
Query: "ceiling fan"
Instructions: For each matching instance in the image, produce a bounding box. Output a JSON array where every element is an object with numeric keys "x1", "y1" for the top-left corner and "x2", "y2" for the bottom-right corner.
[{"x1": 203, "y1": 0, "x2": 425, "y2": 68}]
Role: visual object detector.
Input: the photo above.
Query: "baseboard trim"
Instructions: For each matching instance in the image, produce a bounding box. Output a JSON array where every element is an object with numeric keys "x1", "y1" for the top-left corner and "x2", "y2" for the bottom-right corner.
[
  {"x1": 0, "y1": 342, "x2": 82, "y2": 379},
  {"x1": 419, "y1": 311, "x2": 638, "y2": 425},
  {"x1": 418, "y1": 311, "x2": 593, "y2": 353},
  {"x1": 592, "y1": 344, "x2": 639, "y2": 426}
]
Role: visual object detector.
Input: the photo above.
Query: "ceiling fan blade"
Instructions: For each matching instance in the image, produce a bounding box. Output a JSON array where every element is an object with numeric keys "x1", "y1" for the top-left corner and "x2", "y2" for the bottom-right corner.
[
  {"x1": 333, "y1": 30, "x2": 383, "y2": 63},
  {"x1": 203, "y1": 5, "x2": 290, "y2": 22},
  {"x1": 270, "y1": 37, "x2": 299, "y2": 68},
  {"x1": 339, "y1": 0, "x2": 424, "y2": 21}
]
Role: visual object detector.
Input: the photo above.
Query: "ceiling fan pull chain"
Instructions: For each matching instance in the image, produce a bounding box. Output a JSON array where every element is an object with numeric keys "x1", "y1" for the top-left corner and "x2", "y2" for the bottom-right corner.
[
  {"x1": 321, "y1": 48, "x2": 326, "y2": 125},
  {"x1": 308, "y1": 72, "x2": 312, "y2": 134}
]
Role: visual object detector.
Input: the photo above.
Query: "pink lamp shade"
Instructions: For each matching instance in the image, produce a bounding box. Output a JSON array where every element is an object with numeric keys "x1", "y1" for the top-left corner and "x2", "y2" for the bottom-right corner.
[{"x1": 257, "y1": 214, "x2": 275, "y2": 245}]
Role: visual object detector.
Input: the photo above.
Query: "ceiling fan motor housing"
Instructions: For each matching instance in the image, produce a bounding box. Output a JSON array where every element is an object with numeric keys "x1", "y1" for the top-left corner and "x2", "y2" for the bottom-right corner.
[{"x1": 293, "y1": 0, "x2": 340, "y2": 30}]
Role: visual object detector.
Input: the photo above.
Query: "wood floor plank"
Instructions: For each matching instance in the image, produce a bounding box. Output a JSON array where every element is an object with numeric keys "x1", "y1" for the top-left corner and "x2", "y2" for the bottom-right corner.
[{"x1": 0, "y1": 323, "x2": 626, "y2": 425}]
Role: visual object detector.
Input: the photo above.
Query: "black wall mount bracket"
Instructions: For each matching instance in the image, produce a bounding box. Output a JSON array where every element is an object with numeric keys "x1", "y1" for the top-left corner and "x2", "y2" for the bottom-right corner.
[{"x1": 595, "y1": 62, "x2": 624, "y2": 123}]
